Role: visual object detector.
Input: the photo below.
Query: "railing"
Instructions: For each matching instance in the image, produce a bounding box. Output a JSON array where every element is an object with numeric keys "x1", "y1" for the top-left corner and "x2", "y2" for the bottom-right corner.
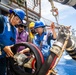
[{"x1": 0, "y1": 0, "x2": 41, "y2": 21}]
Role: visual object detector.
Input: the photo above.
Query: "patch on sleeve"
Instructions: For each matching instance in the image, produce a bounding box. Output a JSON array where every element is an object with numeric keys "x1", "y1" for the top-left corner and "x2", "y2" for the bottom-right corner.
[{"x1": 7, "y1": 23, "x2": 11, "y2": 31}]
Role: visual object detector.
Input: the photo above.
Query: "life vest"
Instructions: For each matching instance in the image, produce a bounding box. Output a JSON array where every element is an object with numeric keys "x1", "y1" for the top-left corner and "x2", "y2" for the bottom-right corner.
[
  {"x1": 0, "y1": 16, "x2": 16, "y2": 58},
  {"x1": 33, "y1": 32, "x2": 54, "y2": 60}
]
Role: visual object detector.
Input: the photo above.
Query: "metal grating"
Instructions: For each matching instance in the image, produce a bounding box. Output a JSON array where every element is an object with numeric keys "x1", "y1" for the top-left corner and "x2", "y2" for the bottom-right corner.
[{"x1": 27, "y1": 0, "x2": 40, "y2": 13}]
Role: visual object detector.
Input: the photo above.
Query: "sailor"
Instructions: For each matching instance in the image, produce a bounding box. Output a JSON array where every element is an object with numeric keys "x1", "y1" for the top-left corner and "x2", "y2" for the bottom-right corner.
[
  {"x1": 29, "y1": 22, "x2": 36, "y2": 42},
  {"x1": 33, "y1": 21, "x2": 56, "y2": 60},
  {"x1": 16, "y1": 20, "x2": 29, "y2": 52},
  {"x1": 0, "y1": 8, "x2": 25, "y2": 75}
]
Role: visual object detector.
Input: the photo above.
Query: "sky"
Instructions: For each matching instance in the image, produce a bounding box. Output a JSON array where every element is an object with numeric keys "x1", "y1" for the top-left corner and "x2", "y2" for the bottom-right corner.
[{"x1": 41, "y1": 0, "x2": 76, "y2": 30}]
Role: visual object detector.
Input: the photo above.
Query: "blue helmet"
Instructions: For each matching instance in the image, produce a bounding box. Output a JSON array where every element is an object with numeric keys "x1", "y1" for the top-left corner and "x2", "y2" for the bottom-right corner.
[
  {"x1": 34, "y1": 21, "x2": 45, "y2": 29},
  {"x1": 9, "y1": 8, "x2": 26, "y2": 21}
]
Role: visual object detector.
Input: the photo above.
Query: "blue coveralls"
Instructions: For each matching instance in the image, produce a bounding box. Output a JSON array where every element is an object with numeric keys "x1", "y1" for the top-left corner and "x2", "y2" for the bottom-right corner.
[
  {"x1": 0, "y1": 15, "x2": 16, "y2": 75},
  {"x1": 33, "y1": 32, "x2": 55, "y2": 60}
]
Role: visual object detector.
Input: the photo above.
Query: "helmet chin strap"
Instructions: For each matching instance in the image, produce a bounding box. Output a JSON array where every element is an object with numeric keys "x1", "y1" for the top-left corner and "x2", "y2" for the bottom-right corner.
[{"x1": 10, "y1": 15, "x2": 15, "y2": 26}]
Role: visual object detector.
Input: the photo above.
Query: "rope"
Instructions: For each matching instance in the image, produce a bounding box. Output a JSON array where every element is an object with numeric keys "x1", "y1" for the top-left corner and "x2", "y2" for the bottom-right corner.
[
  {"x1": 48, "y1": 33, "x2": 70, "y2": 75},
  {"x1": 54, "y1": 34, "x2": 70, "y2": 67},
  {"x1": 48, "y1": 0, "x2": 59, "y2": 26},
  {"x1": 33, "y1": 0, "x2": 39, "y2": 10}
]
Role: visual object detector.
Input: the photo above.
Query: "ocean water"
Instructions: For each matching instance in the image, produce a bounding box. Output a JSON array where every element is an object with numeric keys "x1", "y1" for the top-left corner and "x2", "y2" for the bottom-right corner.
[{"x1": 55, "y1": 51, "x2": 76, "y2": 75}]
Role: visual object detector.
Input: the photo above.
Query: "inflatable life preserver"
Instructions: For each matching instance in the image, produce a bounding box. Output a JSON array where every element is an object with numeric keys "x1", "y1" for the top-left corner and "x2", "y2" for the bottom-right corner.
[{"x1": 9, "y1": 42, "x2": 44, "y2": 75}]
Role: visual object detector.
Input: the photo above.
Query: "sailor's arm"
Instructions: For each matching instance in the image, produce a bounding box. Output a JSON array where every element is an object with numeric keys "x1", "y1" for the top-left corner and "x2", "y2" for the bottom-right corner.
[
  {"x1": 50, "y1": 22, "x2": 57, "y2": 39},
  {"x1": 0, "y1": 15, "x2": 4, "y2": 34}
]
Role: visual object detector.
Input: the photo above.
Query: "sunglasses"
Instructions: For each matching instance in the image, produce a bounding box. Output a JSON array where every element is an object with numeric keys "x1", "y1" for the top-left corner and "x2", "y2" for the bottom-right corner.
[{"x1": 18, "y1": 25, "x2": 25, "y2": 28}]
